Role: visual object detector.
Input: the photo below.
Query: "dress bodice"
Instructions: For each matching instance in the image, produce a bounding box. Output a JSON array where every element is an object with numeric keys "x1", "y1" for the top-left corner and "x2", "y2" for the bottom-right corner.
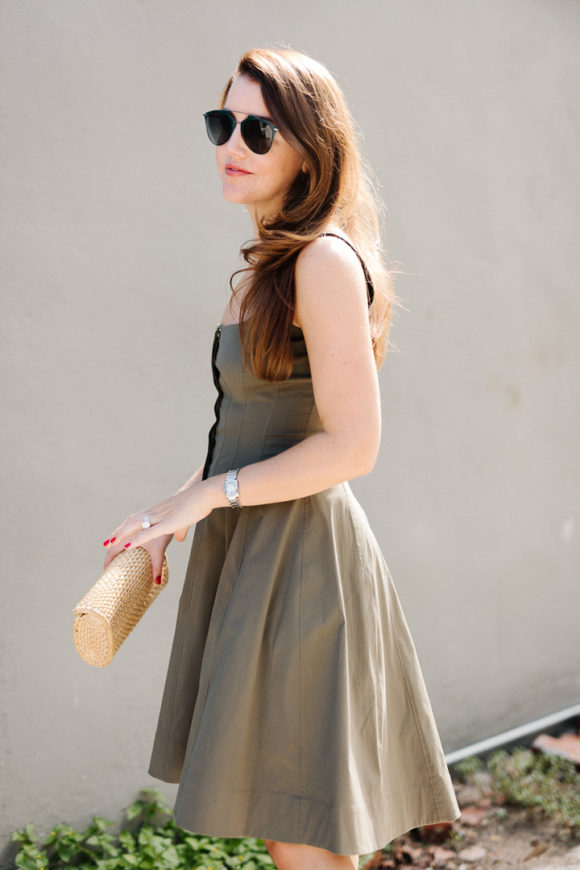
[
  {"x1": 201, "y1": 232, "x2": 375, "y2": 481},
  {"x1": 201, "y1": 323, "x2": 323, "y2": 480}
]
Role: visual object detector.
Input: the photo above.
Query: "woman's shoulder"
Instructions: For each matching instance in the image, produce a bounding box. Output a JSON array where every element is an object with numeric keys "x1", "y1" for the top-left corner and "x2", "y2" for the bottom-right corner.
[
  {"x1": 296, "y1": 229, "x2": 372, "y2": 291},
  {"x1": 297, "y1": 229, "x2": 359, "y2": 265},
  {"x1": 295, "y1": 230, "x2": 368, "y2": 287},
  {"x1": 294, "y1": 230, "x2": 371, "y2": 330}
]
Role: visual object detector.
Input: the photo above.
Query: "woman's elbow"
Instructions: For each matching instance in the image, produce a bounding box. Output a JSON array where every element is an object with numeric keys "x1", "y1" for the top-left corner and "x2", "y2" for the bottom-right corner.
[
  {"x1": 342, "y1": 430, "x2": 380, "y2": 478},
  {"x1": 358, "y1": 444, "x2": 379, "y2": 476}
]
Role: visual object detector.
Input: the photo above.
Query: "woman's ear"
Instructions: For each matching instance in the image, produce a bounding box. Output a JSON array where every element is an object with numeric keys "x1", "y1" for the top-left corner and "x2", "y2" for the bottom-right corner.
[{"x1": 301, "y1": 162, "x2": 308, "y2": 174}]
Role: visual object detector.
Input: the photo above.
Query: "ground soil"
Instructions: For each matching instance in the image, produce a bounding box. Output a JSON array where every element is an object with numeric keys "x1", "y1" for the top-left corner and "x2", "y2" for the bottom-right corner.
[{"x1": 360, "y1": 776, "x2": 580, "y2": 870}]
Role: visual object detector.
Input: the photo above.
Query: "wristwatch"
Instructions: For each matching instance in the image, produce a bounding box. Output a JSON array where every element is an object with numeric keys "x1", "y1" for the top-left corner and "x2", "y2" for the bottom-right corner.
[{"x1": 224, "y1": 468, "x2": 242, "y2": 508}]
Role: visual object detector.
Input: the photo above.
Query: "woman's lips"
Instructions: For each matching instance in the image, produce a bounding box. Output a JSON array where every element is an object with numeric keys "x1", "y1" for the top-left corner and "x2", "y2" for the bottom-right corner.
[{"x1": 226, "y1": 164, "x2": 251, "y2": 176}]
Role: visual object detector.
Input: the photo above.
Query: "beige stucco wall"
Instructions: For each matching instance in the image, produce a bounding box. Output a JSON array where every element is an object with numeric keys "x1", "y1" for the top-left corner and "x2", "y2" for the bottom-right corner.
[{"x1": 1, "y1": 0, "x2": 578, "y2": 859}]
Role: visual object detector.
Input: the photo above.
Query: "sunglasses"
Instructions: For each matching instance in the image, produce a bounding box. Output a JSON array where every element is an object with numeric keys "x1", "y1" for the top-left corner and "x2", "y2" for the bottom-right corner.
[{"x1": 203, "y1": 109, "x2": 278, "y2": 155}]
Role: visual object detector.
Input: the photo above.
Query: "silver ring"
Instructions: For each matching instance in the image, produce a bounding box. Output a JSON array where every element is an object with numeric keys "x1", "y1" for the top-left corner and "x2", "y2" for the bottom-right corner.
[{"x1": 141, "y1": 515, "x2": 151, "y2": 530}]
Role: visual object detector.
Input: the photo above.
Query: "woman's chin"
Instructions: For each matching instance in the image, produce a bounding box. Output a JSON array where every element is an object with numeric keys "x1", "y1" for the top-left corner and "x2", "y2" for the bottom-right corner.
[
  {"x1": 220, "y1": 179, "x2": 252, "y2": 203},
  {"x1": 222, "y1": 189, "x2": 251, "y2": 205}
]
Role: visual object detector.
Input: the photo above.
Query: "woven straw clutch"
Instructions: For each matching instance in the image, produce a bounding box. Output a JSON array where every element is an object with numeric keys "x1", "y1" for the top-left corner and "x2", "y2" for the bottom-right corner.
[{"x1": 73, "y1": 546, "x2": 169, "y2": 667}]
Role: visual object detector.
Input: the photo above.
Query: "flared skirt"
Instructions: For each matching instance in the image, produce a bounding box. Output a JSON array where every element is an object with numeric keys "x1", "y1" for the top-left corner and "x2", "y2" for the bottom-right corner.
[{"x1": 147, "y1": 482, "x2": 460, "y2": 855}]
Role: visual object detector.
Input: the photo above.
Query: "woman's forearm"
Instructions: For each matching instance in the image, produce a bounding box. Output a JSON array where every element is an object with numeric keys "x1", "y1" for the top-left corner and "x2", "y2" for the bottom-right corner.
[
  {"x1": 202, "y1": 429, "x2": 378, "y2": 510},
  {"x1": 175, "y1": 463, "x2": 204, "y2": 494}
]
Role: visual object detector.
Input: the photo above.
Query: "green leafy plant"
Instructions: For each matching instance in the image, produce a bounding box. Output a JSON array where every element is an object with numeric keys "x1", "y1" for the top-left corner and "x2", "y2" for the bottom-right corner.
[
  {"x1": 453, "y1": 754, "x2": 484, "y2": 780},
  {"x1": 11, "y1": 787, "x2": 377, "y2": 869},
  {"x1": 453, "y1": 745, "x2": 580, "y2": 833},
  {"x1": 11, "y1": 788, "x2": 276, "y2": 869}
]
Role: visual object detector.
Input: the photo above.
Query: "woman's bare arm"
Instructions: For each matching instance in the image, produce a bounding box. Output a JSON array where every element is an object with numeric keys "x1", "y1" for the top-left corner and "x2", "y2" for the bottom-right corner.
[{"x1": 204, "y1": 234, "x2": 382, "y2": 508}]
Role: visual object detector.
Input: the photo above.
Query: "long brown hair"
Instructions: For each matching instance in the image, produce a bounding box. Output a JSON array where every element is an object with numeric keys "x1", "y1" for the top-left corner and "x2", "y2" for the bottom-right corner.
[{"x1": 218, "y1": 47, "x2": 401, "y2": 381}]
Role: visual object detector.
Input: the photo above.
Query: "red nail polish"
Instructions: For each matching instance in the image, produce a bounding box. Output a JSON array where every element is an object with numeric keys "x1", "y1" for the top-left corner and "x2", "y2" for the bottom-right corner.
[
  {"x1": 155, "y1": 575, "x2": 161, "y2": 585},
  {"x1": 103, "y1": 539, "x2": 110, "y2": 546},
  {"x1": 110, "y1": 536, "x2": 116, "y2": 543},
  {"x1": 124, "y1": 542, "x2": 131, "y2": 549}
]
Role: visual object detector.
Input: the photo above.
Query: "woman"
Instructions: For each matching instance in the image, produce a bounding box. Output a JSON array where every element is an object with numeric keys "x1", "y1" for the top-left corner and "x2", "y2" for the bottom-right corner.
[{"x1": 103, "y1": 48, "x2": 460, "y2": 870}]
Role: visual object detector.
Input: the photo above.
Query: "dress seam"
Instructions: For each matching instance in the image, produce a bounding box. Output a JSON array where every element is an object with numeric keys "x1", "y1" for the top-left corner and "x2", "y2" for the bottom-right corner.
[
  {"x1": 258, "y1": 386, "x2": 279, "y2": 462},
  {"x1": 157, "y1": 524, "x2": 205, "y2": 772},
  {"x1": 298, "y1": 494, "x2": 309, "y2": 842},
  {"x1": 343, "y1": 483, "x2": 366, "y2": 577},
  {"x1": 182, "y1": 509, "x2": 252, "y2": 775},
  {"x1": 210, "y1": 395, "x2": 229, "y2": 474},
  {"x1": 345, "y1": 487, "x2": 386, "y2": 721},
  {"x1": 229, "y1": 340, "x2": 249, "y2": 464},
  {"x1": 391, "y1": 616, "x2": 441, "y2": 815}
]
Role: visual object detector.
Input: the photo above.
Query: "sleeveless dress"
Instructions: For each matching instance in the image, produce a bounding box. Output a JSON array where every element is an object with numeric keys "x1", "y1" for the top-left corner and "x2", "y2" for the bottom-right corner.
[{"x1": 147, "y1": 234, "x2": 461, "y2": 855}]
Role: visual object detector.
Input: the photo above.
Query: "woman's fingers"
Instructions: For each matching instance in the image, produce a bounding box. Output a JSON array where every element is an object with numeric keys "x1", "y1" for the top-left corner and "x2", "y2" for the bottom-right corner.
[
  {"x1": 103, "y1": 501, "x2": 172, "y2": 549},
  {"x1": 143, "y1": 534, "x2": 173, "y2": 584},
  {"x1": 120, "y1": 509, "x2": 198, "y2": 552},
  {"x1": 117, "y1": 518, "x2": 174, "y2": 554},
  {"x1": 103, "y1": 486, "x2": 210, "y2": 554},
  {"x1": 103, "y1": 542, "x2": 128, "y2": 572},
  {"x1": 102, "y1": 533, "x2": 173, "y2": 583},
  {"x1": 103, "y1": 514, "x2": 152, "y2": 548}
]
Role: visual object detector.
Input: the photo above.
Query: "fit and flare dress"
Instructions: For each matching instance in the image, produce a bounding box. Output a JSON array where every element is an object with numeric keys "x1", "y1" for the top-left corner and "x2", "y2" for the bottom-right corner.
[{"x1": 147, "y1": 240, "x2": 461, "y2": 856}]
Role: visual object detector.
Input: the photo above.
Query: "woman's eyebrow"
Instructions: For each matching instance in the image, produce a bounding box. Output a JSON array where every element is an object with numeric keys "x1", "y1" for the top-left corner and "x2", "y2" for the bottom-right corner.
[{"x1": 226, "y1": 107, "x2": 274, "y2": 122}]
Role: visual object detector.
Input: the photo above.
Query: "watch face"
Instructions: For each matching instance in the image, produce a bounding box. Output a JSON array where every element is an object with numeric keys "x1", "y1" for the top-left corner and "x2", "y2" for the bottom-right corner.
[{"x1": 225, "y1": 474, "x2": 238, "y2": 500}]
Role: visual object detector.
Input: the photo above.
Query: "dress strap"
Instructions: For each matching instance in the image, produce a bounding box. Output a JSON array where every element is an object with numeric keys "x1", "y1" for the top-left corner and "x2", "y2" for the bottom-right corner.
[{"x1": 318, "y1": 232, "x2": 375, "y2": 306}]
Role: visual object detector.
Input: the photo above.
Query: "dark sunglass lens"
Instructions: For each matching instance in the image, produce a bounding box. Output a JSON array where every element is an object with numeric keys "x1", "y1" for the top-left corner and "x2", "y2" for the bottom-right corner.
[
  {"x1": 243, "y1": 117, "x2": 275, "y2": 154},
  {"x1": 204, "y1": 111, "x2": 234, "y2": 146}
]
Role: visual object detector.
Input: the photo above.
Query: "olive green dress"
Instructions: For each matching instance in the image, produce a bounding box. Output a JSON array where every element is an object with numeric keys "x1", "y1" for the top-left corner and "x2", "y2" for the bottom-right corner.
[{"x1": 147, "y1": 237, "x2": 461, "y2": 855}]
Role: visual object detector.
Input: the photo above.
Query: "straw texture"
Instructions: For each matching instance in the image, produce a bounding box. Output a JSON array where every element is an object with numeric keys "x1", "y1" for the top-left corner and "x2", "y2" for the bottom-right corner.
[{"x1": 73, "y1": 546, "x2": 169, "y2": 667}]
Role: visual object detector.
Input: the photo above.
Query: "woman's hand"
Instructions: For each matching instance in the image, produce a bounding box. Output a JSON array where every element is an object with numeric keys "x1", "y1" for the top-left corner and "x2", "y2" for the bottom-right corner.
[
  {"x1": 102, "y1": 480, "x2": 216, "y2": 565},
  {"x1": 103, "y1": 532, "x2": 174, "y2": 585}
]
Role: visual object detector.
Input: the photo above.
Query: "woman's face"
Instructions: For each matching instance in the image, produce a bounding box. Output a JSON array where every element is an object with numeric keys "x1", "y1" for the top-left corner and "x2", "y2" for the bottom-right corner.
[{"x1": 214, "y1": 74, "x2": 306, "y2": 229}]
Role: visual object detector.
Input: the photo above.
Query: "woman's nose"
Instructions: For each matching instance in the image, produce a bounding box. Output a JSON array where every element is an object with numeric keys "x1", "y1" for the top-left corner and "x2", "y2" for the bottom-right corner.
[{"x1": 224, "y1": 122, "x2": 248, "y2": 158}]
